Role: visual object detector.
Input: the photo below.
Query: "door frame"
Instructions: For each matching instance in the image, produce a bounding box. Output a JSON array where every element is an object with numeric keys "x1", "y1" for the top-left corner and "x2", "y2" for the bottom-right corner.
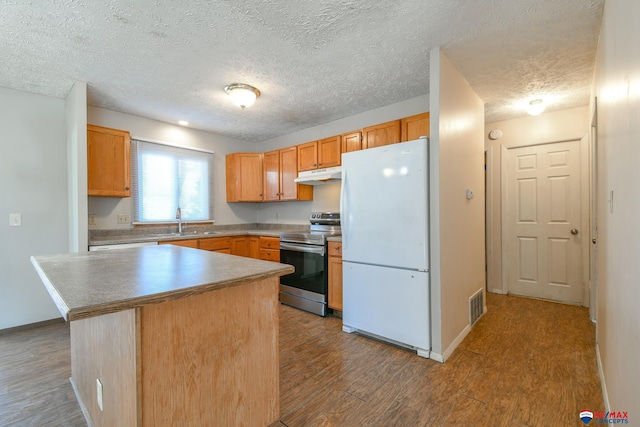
[
  {"x1": 499, "y1": 137, "x2": 590, "y2": 305},
  {"x1": 589, "y1": 98, "x2": 599, "y2": 321}
]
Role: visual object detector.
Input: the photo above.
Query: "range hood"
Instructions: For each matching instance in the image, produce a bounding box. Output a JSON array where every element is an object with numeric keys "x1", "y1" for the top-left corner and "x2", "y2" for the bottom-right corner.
[{"x1": 294, "y1": 166, "x2": 342, "y2": 185}]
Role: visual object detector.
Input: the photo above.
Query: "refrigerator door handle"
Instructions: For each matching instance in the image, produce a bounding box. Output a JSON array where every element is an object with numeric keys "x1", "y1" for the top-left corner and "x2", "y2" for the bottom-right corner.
[{"x1": 340, "y1": 171, "x2": 348, "y2": 247}]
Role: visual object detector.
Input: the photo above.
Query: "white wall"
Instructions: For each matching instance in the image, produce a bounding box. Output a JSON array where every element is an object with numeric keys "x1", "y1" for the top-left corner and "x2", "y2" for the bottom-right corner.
[
  {"x1": 257, "y1": 94, "x2": 429, "y2": 223},
  {"x1": 484, "y1": 107, "x2": 589, "y2": 294},
  {"x1": 0, "y1": 87, "x2": 68, "y2": 329},
  {"x1": 429, "y1": 48, "x2": 485, "y2": 361},
  {"x1": 87, "y1": 107, "x2": 258, "y2": 228},
  {"x1": 591, "y1": 0, "x2": 640, "y2": 411}
]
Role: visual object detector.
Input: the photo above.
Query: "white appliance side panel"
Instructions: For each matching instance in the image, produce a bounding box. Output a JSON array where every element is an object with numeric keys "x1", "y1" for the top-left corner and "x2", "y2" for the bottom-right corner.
[
  {"x1": 342, "y1": 262, "x2": 430, "y2": 350},
  {"x1": 341, "y1": 139, "x2": 428, "y2": 270}
]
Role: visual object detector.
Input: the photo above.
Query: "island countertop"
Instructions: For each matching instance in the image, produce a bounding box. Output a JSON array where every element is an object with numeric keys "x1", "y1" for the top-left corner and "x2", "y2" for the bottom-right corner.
[{"x1": 31, "y1": 244, "x2": 294, "y2": 322}]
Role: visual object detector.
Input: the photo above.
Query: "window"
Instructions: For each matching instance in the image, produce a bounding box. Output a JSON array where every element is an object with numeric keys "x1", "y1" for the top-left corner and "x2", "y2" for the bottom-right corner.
[{"x1": 131, "y1": 139, "x2": 214, "y2": 223}]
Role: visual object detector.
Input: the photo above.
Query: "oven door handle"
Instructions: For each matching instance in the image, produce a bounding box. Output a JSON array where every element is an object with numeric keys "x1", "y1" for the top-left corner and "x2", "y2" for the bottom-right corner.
[{"x1": 280, "y1": 242, "x2": 326, "y2": 255}]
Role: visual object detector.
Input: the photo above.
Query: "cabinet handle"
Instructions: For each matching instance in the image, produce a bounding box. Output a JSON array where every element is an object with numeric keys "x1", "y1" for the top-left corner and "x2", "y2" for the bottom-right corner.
[{"x1": 125, "y1": 187, "x2": 130, "y2": 190}]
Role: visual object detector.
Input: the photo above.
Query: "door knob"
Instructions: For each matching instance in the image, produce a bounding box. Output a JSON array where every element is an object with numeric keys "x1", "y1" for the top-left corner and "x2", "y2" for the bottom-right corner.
[
  {"x1": 592, "y1": 238, "x2": 597, "y2": 244},
  {"x1": 570, "y1": 228, "x2": 579, "y2": 235}
]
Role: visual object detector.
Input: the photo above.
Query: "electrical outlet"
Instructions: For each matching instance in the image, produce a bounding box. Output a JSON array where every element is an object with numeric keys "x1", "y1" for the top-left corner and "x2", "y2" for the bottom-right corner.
[
  {"x1": 117, "y1": 214, "x2": 129, "y2": 224},
  {"x1": 96, "y1": 378, "x2": 103, "y2": 411},
  {"x1": 88, "y1": 215, "x2": 96, "y2": 225}
]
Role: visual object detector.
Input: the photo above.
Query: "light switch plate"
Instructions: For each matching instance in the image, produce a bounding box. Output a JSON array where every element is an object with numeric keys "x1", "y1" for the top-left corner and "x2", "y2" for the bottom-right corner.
[{"x1": 9, "y1": 213, "x2": 21, "y2": 227}]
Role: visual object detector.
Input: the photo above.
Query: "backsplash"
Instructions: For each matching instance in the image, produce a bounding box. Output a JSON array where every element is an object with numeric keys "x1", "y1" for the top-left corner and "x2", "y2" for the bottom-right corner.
[{"x1": 89, "y1": 223, "x2": 309, "y2": 239}]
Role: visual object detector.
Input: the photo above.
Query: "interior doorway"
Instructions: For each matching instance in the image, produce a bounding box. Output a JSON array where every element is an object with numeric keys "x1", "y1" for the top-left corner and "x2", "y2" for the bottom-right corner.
[{"x1": 503, "y1": 140, "x2": 585, "y2": 304}]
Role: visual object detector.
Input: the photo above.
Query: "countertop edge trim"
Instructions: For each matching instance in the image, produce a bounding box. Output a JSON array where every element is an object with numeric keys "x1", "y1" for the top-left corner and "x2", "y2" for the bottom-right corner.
[
  {"x1": 30, "y1": 256, "x2": 70, "y2": 322},
  {"x1": 65, "y1": 266, "x2": 294, "y2": 322}
]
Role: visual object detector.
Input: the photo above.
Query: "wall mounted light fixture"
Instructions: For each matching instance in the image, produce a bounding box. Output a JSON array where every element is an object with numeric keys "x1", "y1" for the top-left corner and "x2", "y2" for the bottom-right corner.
[{"x1": 224, "y1": 83, "x2": 261, "y2": 109}]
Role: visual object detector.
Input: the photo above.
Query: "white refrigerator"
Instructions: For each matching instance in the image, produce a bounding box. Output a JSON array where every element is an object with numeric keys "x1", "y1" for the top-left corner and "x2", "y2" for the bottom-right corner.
[{"x1": 340, "y1": 137, "x2": 430, "y2": 358}]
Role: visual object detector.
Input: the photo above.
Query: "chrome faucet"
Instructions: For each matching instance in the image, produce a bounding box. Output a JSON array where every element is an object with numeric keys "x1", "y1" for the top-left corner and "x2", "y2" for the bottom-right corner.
[{"x1": 176, "y1": 207, "x2": 183, "y2": 234}]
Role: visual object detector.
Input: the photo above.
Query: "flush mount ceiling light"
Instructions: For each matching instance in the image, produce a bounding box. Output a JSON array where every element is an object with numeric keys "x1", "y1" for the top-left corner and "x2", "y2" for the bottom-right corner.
[
  {"x1": 527, "y1": 99, "x2": 545, "y2": 116},
  {"x1": 224, "y1": 83, "x2": 261, "y2": 109},
  {"x1": 178, "y1": 120, "x2": 189, "y2": 126}
]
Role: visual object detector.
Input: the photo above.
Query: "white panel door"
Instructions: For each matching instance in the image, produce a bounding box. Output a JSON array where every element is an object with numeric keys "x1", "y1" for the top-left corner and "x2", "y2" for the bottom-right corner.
[
  {"x1": 506, "y1": 140, "x2": 583, "y2": 303},
  {"x1": 342, "y1": 262, "x2": 430, "y2": 351},
  {"x1": 341, "y1": 139, "x2": 428, "y2": 270}
]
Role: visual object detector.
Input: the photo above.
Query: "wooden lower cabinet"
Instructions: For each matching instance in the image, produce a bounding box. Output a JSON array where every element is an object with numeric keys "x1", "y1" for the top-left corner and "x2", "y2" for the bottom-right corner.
[
  {"x1": 258, "y1": 236, "x2": 280, "y2": 262},
  {"x1": 247, "y1": 237, "x2": 260, "y2": 259},
  {"x1": 159, "y1": 239, "x2": 199, "y2": 249},
  {"x1": 160, "y1": 235, "x2": 276, "y2": 260},
  {"x1": 230, "y1": 236, "x2": 247, "y2": 256},
  {"x1": 197, "y1": 237, "x2": 231, "y2": 253},
  {"x1": 328, "y1": 242, "x2": 343, "y2": 311}
]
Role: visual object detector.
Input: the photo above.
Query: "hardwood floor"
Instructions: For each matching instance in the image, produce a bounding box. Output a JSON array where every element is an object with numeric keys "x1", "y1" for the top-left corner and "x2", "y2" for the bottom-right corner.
[{"x1": 0, "y1": 293, "x2": 602, "y2": 426}]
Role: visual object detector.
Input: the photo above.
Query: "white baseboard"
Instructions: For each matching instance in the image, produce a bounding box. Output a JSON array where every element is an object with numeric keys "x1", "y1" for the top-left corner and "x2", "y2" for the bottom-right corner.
[
  {"x1": 491, "y1": 288, "x2": 505, "y2": 294},
  {"x1": 441, "y1": 324, "x2": 472, "y2": 362},
  {"x1": 595, "y1": 344, "x2": 610, "y2": 411}
]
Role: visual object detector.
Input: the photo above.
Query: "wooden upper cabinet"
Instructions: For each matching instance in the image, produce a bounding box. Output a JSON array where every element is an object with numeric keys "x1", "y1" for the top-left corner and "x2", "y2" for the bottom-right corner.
[
  {"x1": 263, "y1": 150, "x2": 281, "y2": 202},
  {"x1": 226, "y1": 152, "x2": 263, "y2": 202},
  {"x1": 262, "y1": 147, "x2": 313, "y2": 202},
  {"x1": 341, "y1": 131, "x2": 362, "y2": 154},
  {"x1": 87, "y1": 124, "x2": 131, "y2": 197},
  {"x1": 280, "y1": 146, "x2": 312, "y2": 201},
  {"x1": 401, "y1": 112, "x2": 430, "y2": 141},
  {"x1": 297, "y1": 141, "x2": 318, "y2": 172},
  {"x1": 298, "y1": 136, "x2": 341, "y2": 171},
  {"x1": 362, "y1": 120, "x2": 401, "y2": 149},
  {"x1": 317, "y1": 136, "x2": 341, "y2": 168}
]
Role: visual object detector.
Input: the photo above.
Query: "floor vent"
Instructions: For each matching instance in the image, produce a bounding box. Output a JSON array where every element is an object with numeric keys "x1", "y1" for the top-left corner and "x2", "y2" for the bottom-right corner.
[{"x1": 469, "y1": 289, "x2": 484, "y2": 326}]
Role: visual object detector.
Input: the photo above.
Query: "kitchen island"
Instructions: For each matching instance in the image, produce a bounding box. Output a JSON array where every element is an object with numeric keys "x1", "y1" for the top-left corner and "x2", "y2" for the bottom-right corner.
[{"x1": 31, "y1": 245, "x2": 294, "y2": 427}]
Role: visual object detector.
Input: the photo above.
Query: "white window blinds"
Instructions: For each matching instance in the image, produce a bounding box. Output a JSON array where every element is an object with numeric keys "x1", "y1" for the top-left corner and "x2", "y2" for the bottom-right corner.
[{"x1": 131, "y1": 139, "x2": 214, "y2": 223}]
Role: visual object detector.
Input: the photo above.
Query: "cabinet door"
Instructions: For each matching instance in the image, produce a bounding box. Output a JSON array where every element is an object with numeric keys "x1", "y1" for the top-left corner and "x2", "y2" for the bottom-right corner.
[
  {"x1": 280, "y1": 147, "x2": 312, "y2": 201},
  {"x1": 247, "y1": 237, "x2": 260, "y2": 259},
  {"x1": 230, "y1": 237, "x2": 247, "y2": 256},
  {"x1": 226, "y1": 153, "x2": 263, "y2": 202},
  {"x1": 297, "y1": 141, "x2": 318, "y2": 172},
  {"x1": 328, "y1": 241, "x2": 343, "y2": 310},
  {"x1": 401, "y1": 112, "x2": 430, "y2": 141},
  {"x1": 263, "y1": 150, "x2": 281, "y2": 201},
  {"x1": 87, "y1": 124, "x2": 131, "y2": 197},
  {"x1": 341, "y1": 131, "x2": 362, "y2": 154},
  {"x1": 317, "y1": 136, "x2": 341, "y2": 168},
  {"x1": 362, "y1": 120, "x2": 400, "y2": 149}
]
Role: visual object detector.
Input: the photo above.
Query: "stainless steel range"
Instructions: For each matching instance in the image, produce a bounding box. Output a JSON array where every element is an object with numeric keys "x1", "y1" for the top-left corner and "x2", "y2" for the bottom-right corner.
[{"x1": 279, "y1": 212, "x2": 341, "y2": 316}]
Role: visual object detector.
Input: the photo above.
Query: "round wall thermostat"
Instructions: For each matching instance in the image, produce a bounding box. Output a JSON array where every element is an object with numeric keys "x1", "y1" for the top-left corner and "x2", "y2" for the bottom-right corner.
[{"x1": 488, "y1": 129, "x2": 503, "y2": 140}]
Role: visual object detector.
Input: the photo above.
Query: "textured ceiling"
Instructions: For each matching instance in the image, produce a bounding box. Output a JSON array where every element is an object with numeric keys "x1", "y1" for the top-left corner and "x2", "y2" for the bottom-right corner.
[{"x1": 1, "y1": 0, "x2": 603, "y2": 142}]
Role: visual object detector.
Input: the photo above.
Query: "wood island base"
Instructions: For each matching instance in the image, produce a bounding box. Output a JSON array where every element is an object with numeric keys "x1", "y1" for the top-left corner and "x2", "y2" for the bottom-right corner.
[{"x1": 70, "y1": 277, "x2": 279, "y2": 427}]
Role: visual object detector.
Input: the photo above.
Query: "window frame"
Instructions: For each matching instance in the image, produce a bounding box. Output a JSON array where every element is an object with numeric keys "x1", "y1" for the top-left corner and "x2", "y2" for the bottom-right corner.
[{"x1": 130, "y1": 138, "x2": 215, "y2": 224}]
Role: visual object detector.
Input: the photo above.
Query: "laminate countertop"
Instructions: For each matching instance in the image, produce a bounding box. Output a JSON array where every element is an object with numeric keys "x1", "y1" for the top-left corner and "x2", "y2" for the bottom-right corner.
[
  {"x1": 88, "y1": 227, "x2": 298, "y2": 247},
  {"x1": 31, "y1": 245, "x2": 294, "y2": 322}
]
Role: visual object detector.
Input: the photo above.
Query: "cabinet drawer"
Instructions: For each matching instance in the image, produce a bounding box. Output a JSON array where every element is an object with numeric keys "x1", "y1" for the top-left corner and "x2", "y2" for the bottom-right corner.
[
  {"x1": 259, "y1": 236, "x2": 280, "y2": 250},
  {"x1": 199, "y1": 237, "x2": 231, "y2": 251},
  {"x1": 328, "y1": 242, "x2": 342, "y2": 256},
  {"x1": 259, "y1": 249, "x2": 280, "y2": 262}
]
